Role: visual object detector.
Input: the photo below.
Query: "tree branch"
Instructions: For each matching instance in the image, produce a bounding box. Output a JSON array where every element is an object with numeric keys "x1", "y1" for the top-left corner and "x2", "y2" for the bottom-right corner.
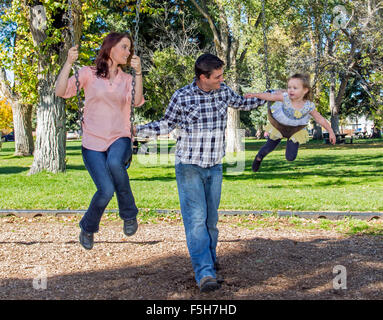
[
  {"x1": 0, "y1": 68, "x2": 15, "y2": 104},
  {"x1": 190, "y1": 0, "x2": 223, "y2": 55},
  {"x1": 29, "y1": 5, "x2": 47, "y2": 46}
]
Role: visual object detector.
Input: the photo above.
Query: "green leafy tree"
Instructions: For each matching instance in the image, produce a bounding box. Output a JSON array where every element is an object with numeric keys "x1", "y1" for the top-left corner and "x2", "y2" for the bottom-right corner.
[
  {"x1": 0, "y1": 97, "x2": 13, "y2": 130},
  {"x1": 0, "y1": 0, "x2": 35, "y2": 155},
  {"x1": 140, "y1": 47, "x2": 195, "y2": 121},
  {"x1": 2, "y1": 0, "x2": 151, "y2": 173},
  {"x1": 317, "y1": 0, "x2": 382, "y2": 133},
  {"x1": 189, "y1": 0, "x2": 270, "y2": 152}
]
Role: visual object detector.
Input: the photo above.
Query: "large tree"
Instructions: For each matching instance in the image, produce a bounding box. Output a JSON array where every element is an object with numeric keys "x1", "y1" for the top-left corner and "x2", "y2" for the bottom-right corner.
[
  {"x1": 0, "y1": 0, "x2": 35, "y2": 155},
  {"x1": 0, "y1": 68, "x2": 34, "y2": 156},
  {"x1": 136, "y1": 2, "x2": 203, "y2": 120},
  {"x1": 189, "y1": 0, "x2": 264, "y2": 152},
  {"x1": 272, "y1": 0, "x2": 383, "y2": 135},
  {"x1": 2, "y1": 0, "x2": 153, "y2": 172},
  {"x1": 26, "y1": 0, "x2": 83, "y2": 174},
  {"x1": 319, "y1": 0, "x2": 382, "y2": 133}
]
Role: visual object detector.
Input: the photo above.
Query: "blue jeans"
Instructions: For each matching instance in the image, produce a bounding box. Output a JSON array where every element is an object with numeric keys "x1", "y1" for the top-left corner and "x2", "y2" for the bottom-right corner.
[
  {"x1": 175, "y1": 162, "x2": 223, "y2": 285},
  {"x1": 80, "y1": 137, "x2": 138, "y2": 233}
]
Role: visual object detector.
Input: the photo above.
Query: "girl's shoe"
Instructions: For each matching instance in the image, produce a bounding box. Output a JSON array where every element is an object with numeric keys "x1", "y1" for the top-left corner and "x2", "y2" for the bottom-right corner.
[{"x1": 252, "y1": 156, "x2": 263, "y2": 172}]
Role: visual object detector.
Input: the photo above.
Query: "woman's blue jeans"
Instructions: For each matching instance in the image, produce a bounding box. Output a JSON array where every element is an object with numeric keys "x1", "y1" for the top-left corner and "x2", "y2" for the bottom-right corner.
[
  {"x1": 80, "y1": 137, "x2": 138, "y2": 233},
  {"x1": 175, "y1": 162, "x2": 222, "y2": 285}
]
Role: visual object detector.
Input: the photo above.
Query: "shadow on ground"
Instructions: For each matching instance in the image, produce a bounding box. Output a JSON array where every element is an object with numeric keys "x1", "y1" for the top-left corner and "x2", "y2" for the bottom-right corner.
[{"x1": 1, "y1": 234, "x2": 382, "y2": 300}]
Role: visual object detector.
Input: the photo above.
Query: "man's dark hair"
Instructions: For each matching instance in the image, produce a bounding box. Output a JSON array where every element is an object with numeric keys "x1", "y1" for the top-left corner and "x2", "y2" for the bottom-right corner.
[{"x1": 195, "y1": 53, "x2": 224, "y2": 80}]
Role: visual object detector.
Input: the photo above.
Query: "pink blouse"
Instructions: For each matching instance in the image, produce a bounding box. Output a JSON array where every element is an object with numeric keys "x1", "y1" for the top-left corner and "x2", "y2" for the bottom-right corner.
[{"x1": 62, "y1": 66, "x2": 145, "y2": 151}]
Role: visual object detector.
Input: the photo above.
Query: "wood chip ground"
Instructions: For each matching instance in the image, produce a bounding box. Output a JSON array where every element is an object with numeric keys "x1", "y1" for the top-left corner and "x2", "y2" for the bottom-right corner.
[{"x1": 0, "y1": 215, "x2": 382, "y2": 300}]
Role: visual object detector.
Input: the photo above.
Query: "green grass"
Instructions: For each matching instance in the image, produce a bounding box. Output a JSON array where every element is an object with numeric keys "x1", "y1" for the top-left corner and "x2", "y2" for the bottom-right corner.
[
  {"x1": 217, "y1": 213, "x2": 383, "y2": 236},
  {"x1": 1, "y1": 138, "x2": 383, "y2": 213}
]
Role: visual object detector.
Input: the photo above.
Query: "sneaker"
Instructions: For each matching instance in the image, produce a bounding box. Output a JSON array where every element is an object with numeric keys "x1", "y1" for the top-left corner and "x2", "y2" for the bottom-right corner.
[
  {"x1": 123, "y1": 218, "x2": 138, "y2": 236},
  {"x1": 199, "y1": 276, "x2": 221, "y2": 293},
  {"x1": 79, "y1": 229, "x2": 94, "y2": 250},
  {"x1": 252, "y1": 156, "x2": 263, "y2": 172}
]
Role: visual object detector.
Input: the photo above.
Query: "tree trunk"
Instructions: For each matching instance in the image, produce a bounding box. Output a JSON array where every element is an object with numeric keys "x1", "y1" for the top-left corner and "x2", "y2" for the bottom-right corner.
[
  {"x1": 312, "y1": 72, "x2": 323, "y2": 140},
  {"x1": 329, "y1": 70, "x2": 340, "y2": 134},
  {"x1": 0, "y1": 68, "x2": 34, "y2": 156},
  {"x1": 226, "y1": 64, "x2": 242, "y2": 152},
  {"x1": 12, "y1": 103, "x2": 34, "y2": 156},
  {"x1": 312, "y1": 122, "x2": 323, "y2": 140},
  {"x1": 226, "y1": 108, "x2": 243, "y2": 152},
  {"x1": 29, "y1": 90, "x2": 66, "y2": 174},
  {"x1": 190, "y1": 0, "x2": 242, "y2": 153},
  {"x1": 27, "y1": 3, "x2": 80, "y2": 174}
]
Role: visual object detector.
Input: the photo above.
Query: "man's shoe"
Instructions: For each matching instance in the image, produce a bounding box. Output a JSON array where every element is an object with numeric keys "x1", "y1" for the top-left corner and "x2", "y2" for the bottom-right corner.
[
  {"x1": 214, "y1": 260, "x2": 225, "y2": 284},
  {"x1": 79, "y1": 229, "x2": 94, "y2": 250},
  {"x1": 252, "y1": 156, "x2": 263, "y2": 172},
  {"x1": 199, "y1": 276, "x2": 221, "y2": 293},
  {"x1": 214, "y1": 258, "x2": 220, "y2": 271},
  {"x1": 123, "y1": 218, "x2": 138, "y2": 236}
]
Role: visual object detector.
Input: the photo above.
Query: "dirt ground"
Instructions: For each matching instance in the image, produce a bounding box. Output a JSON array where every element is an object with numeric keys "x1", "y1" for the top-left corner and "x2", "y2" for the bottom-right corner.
[{"x1": 0, "y1": 214, "x2": 382, "y2": 300}]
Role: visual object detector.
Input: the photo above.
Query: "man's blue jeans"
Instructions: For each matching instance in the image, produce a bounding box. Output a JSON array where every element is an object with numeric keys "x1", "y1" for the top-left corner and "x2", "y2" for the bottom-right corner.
[
  {"x1": 175, "y1": 162, "x2": 222, "y2": 285},
  {"x1": 80, "y1": 137, "x2": 138, "y2": 233}
]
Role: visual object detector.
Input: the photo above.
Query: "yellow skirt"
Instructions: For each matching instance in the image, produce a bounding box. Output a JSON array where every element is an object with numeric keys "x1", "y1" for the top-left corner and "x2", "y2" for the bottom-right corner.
[{"x1": 264, "y1": 122, "x2": 309, "y2": 144}]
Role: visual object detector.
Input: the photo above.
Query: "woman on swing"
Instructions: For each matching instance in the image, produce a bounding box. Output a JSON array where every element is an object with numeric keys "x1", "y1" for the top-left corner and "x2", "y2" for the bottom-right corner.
[
  {"x1": 55, "y1": 32, "x2": 145, "y2": 250},
  {"x1": 246, "y1": 73, "x2": 336, "y2": 172}
]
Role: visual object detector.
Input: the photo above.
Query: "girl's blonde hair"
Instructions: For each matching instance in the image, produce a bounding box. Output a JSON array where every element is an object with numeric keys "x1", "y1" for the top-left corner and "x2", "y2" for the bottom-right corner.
[{"x1": 288, "y1": 73, "x2": 312, "y2": 101}]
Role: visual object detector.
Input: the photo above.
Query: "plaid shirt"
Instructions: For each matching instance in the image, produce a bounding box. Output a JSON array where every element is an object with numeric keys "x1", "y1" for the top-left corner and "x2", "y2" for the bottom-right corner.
[{"x1": 137, "y1": 80, "x2": 265, "y2": 168}]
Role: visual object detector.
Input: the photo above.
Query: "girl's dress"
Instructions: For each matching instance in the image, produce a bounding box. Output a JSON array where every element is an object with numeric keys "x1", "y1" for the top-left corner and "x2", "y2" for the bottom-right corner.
[{"x1": 265, "y1": 92, "x2": 315, "y2": 144}]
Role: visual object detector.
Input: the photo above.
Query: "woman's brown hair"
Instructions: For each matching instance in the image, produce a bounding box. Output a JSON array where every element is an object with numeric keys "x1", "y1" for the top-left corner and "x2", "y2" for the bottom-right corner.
[
  {"x1": 288, "y1": 73, "x2": 312, "y2": 101},
  {"x1": 94, "y1": 32, "x2": 134, "y2": 79}
]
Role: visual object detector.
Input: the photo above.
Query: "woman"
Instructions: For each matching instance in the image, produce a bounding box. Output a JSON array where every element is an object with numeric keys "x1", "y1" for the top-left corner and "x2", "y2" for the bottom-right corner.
[{"x1": 55, "y1": 32, "x2": 144, "y2": 250}]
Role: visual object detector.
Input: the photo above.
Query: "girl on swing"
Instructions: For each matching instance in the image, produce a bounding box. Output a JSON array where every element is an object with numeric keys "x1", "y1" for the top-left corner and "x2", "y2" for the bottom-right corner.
[
  {"x1": 55, "y1": 32, "x2": 145, "y2": 250},
  {"x1": 245, "y1": 73, "x2": 336, "y2": 172}
]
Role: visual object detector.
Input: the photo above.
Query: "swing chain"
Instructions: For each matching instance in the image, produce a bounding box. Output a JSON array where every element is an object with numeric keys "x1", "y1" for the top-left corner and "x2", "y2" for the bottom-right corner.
[
  {"x1": 66, "y1": 0, "x2": 141, "y2": 156},
  {"x1": 261, "y1": 0, "x2": 274, "y2": 118},
  {"x1": 124, "y1": 0, "x2": 141, "y2": 169},
  {"x1": 261, "y1": 0, "x2": 270, "y2": 90},
  {"x1": 313, "y1": 0, "x2": 328, "y2": 92},
  {"x1": 130, "y1": 0, "x2": 142, "y2": 140},
  {"x1": 67, "y1": 0, "x2": 83, "y2": 134}
]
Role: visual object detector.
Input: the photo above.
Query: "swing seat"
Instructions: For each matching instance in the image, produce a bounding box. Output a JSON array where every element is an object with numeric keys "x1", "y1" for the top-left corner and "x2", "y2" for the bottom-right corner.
[{"x1": 267, "y1": 107, "x2": 306, "y2": 139}]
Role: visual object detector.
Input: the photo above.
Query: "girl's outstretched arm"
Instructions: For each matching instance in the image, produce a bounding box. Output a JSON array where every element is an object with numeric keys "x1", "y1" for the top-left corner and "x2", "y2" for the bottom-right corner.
[
  {"x1": 310, "y1": 110, "x2": 336, "y2": 145},
  {"x1": 244, "y1": 90, "x2": 285, "y2": 101}
]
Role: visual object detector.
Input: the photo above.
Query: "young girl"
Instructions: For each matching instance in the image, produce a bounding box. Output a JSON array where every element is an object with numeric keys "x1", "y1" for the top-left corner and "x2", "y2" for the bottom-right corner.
[
  {"x1": 55, "y1": 32, "x2": 145, "y2": 250},
  {"x1": 245, "y1": 73, "x2": 336, "y2": 172}
]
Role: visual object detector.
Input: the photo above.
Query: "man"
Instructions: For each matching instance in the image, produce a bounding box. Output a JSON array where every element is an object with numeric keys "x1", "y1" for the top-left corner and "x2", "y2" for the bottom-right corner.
[{"x1": 136, "y1": 53, "x2": 265, "y2": 292}]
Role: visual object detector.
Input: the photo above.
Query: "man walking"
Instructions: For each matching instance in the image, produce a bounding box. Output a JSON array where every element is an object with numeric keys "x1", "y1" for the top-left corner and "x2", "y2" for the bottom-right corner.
[{"x1": 136, "y1": 53, "x2": 265, "y2": 292}]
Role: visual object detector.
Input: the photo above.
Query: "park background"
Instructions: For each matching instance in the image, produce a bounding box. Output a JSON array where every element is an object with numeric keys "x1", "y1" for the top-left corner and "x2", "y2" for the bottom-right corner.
[
  {"x1": 0, "y1": 0, "x2": 382, "y2": 215},
  {"x1": 1, "y1": 0, "x2": 383, "y2": 301}
]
